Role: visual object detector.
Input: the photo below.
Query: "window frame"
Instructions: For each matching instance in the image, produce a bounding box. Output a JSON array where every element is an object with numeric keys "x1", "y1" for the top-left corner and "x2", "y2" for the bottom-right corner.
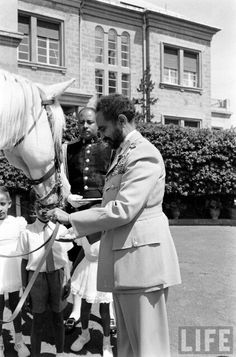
[
  {"x1": 161, "y1": 43, "x2": 202, "y2": 93},
  {"x1": 18, "y1": 14, "x2": 31, "y2": 61},
  {"x1": 164, "y1": 115, "x2": 201, "y2": 128},
  {"x1": 95, "y1": 27, "x2": 130, "y2": 97},
  {"x1": 18, "y1": 11, "x2": 65, "y2": 72},
  {"x1": 95, "y1": 26, "x2": 104, "y2": 64}
]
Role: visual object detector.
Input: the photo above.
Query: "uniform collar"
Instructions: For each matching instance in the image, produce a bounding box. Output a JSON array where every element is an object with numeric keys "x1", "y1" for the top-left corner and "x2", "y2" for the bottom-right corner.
[
  {"x1": 82, "y1": 136, "x2": 98, "y2": 145},
  {"x1": 118, "y1": 129, "x2": 137, "y2": 152}
]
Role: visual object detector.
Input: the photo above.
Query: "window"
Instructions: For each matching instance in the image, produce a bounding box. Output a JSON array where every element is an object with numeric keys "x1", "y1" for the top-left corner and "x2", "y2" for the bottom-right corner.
[
  {"x1": 184, "y1": 120, "x2": 200, "y2": 128},
  {"x1": 95, "y1": 27, "x2": 130, "y2": 96},
  {"x1": 121, "y1": 73, "x2": 130, "y2": 96},
  {"x1": 95, "y1": 69, "x2": 104, "y2": 96},
  {"x1": 164, "y1": 47, "x2": 178, "y2": 85},
  {"x1": 108, "y1": 71, "x2": 117, "y2": 93},
  {"x1": 162, "y1": 44, "x2": 200, "y2": 89},
  {"x1": 121, "y1": 32, "x2": 130, "y2": 67},
  {"x1": 108, "y1": 30, "x2": 117, "y2": 65},
  {"x1": 18, "y1": 15, "x2": 30, "y2": 61},
  {"x1": 37, "y1": 20, "x2": 60, "y2": 65},
  {"x1": 164, "y1": 118, "x2": 180, "y2": 126},
  {"x1": 183, "y1": 51, "x2": 198, "y2": 87},
  {"x1": 164, "y1": 116, "x2": 201, "y2": 128},
  {"x1": 95, "y1": 27, "x2": 104, "y2": 63},
  {"x1": 18, "y1": 13, "x2": 63, "y2": 67}
]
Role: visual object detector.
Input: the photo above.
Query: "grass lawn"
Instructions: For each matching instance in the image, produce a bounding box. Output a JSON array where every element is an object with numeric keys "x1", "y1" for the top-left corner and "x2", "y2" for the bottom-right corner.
[
  {"x1": 3, "y1": 226, "x2": 236, "y2": 356},
  {"x1": 168, "y1": 225, "x2": 236, "y2": 357}
]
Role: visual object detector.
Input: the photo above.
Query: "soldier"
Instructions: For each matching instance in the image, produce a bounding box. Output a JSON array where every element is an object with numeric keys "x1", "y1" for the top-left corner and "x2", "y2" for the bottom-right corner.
[
  {"x1": 64, "y1": 107, "x2": 111, "y2": 203},
  {"x1": 63, "y1": 106, "x2": 111, "y2": 264},
  {"x1": 63, "y1": 107, "x2": 116, "y2": 343}
]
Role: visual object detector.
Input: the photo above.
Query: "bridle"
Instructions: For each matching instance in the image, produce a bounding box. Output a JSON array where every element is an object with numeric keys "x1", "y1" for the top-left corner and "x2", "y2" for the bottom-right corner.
[{"x1": 14, "y1": 99, "x2": 64, "y2": 208}]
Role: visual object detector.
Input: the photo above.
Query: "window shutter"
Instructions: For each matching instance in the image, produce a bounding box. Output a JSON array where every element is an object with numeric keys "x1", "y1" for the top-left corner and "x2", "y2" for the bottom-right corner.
[
  {"x1": 18, "y1": 16, "x2": 30, "y2": 35},
  {"x1": 184, "y1": 51, "x2": 197, "y2": 72},
  {"x1": 37, "y1": 20, "x2": 59, "y2": 40},
  {"x1": 164, "y1": 47, "x2": 178, "y2": 69}
]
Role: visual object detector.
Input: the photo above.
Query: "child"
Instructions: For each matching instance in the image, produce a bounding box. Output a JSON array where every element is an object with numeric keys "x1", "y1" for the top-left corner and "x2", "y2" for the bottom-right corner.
[
  {"x1": 64, "y1": 230, "x2": 113, "y2": 357},
  {"x1": 18, "y1": 191, "x2": 72, "y2": 357},
  {"x1": 0, "y1": 186, "x2": 30, "y2": 357}
]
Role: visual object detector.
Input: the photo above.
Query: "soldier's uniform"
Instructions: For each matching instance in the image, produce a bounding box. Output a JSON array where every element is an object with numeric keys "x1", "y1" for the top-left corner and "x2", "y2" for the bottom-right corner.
[
  {"x1": 64, "y1": 137, "x2": 111, "y2": 200},
  {"x1": 63, "y1": 137, "x2": 111, "y2": 262}
]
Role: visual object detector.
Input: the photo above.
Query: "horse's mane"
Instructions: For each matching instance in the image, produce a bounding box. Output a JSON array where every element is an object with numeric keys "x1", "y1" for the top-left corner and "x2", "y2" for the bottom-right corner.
[{"x1": 0, "y1": 70, "x2": 65, "y2": 152}]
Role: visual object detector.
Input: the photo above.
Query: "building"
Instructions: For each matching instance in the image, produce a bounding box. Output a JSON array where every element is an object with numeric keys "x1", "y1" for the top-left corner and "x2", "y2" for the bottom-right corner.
[
  {"x1": 0, "y1": 0, "x2": 227, "y2": 128},
  {"x1": 211, "y1": 98, "x2": 232, "y2": 130}
]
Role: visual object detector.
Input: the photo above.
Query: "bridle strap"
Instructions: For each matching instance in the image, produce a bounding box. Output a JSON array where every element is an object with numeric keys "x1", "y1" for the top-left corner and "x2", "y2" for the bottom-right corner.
[
  {"x1": 14, "y1": 99, "x2": 54, "y2": 148},
  {"x1": 14, "y1": 106, "x2": 44, "y2": 147},
  {"x1": 29, "y1": 164, "x2": 56, "y2": 185}
]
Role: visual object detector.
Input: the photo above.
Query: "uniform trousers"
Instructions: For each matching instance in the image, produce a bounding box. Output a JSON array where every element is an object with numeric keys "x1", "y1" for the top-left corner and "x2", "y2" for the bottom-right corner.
[{"x1": 113, "y1": 288, "x2": 170, "y2": 357}]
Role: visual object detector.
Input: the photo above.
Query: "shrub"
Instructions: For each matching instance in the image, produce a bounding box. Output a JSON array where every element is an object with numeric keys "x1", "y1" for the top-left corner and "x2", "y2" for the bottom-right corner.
[{"x1": 137, "y1": 123, "x2": 236, "y2": 196}]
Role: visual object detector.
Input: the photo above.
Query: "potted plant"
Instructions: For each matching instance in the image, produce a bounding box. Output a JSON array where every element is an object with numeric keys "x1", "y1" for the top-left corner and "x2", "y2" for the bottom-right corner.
[
  {"x1": 165, "y1": 199, "x2": 186, "y2": 219},
  {"x1": 228, "y1": 198, "x2": 236, "y2": 219},
  {"x1": 207, "y1": 198, "x2": 222, "y2": 220}
]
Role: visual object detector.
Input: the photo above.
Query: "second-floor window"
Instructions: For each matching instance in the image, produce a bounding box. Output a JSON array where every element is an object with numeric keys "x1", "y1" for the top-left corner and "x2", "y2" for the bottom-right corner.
[
  {"x1": 108, "y1": 29, "x2": 117, "y2": 65},
  {"x1": 37, "y1": 20, "x2": 60, "y2": 65},
  {"x1": 18, "y1": 13, "x2": 63, "y2": 67},
  {"x1": 95, "y1": 27, "x2": 130, "y2": 97},
  {"x1": 162, "y1": 44, "x2": 200, "y2": 88},
  {"x1": 18, "y1": 15, "x2": 30, "y2": 61},
  {"x1": 164, "y1": 47, "x2": 178, "y2": 85},
  {"x1": 183, "y1": 51, "x2": 198, "y2": 87}
]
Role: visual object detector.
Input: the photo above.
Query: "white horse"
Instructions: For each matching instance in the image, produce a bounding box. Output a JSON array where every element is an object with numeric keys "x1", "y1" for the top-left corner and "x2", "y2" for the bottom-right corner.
[{"x1": 0, "y1": 69, "x2": 74, "y2": 207}]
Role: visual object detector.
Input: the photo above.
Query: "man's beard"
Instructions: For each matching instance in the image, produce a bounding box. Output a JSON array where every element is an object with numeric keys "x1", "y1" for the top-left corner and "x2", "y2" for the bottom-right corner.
[{"x1": 104, "y1": 128, "x2": 124, "y2": 149}]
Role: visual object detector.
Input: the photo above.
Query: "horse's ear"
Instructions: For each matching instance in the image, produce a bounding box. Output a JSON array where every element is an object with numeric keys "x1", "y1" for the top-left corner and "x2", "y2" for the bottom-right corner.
[
  {"x1": 36, "y1": 78, "x2": 75, "y2": 101},
  {"x1": 86, "y1": 93, "x2": 98, "y2": 110}
]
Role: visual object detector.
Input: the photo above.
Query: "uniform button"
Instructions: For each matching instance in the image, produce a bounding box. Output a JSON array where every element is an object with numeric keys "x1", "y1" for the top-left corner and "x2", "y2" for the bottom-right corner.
[
  {"x1": 84, "y1": 176, "x2": 88, "y2": 181},
  {"x1": 133, "y1": 240, "x2": 138, "y2": 247},
  {"x1": 87, "y1": 144, "x2": 92, "y2": 148},
  {"x1": 86, "y1": 150, "x2": 91, "y2": 154},
  {"x1": 86, "y1": 158, "x2": 90, "y2": 163},
  {"x1": 84, "y1": 185, "x2": 88, "y2": 190},
  {"x1": 84, "y1": 167, "x2": 89, "y2": 172}
]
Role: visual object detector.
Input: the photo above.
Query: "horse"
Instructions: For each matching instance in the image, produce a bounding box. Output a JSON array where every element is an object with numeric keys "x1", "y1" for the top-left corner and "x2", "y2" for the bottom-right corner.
[{"x1": 0, "y1": 69, "x2": 75, "y2": 207}]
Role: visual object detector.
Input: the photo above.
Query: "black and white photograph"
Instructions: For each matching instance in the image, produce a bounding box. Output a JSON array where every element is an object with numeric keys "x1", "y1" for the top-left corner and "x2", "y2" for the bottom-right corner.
[{"x1": 0, "y1": 0, "x2": 235, "y2": 356}]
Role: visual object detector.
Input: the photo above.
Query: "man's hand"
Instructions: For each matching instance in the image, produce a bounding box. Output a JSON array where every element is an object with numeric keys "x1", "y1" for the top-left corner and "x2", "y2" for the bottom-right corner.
[
  {"x1": 47, "y1": 208, "x2": 70, "y2": 225},
  {"x1": 62, "y1": 279, "x2": 71, "y2": 300}
]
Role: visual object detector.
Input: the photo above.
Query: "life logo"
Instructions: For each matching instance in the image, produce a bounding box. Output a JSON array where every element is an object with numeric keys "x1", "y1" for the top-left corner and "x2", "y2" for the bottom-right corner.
[{"x1": 178, "y1": 326, "x2": 233, "y2": 355}]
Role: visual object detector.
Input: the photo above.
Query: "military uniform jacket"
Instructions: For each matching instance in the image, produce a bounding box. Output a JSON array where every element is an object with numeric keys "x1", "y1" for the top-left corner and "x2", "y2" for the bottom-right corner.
[
  {"x1": 70, "y1": 130, "x2": 181, "y2": 292},
  {"x1": 64, "y1": 138, "x2": 111, "y2": 198}
]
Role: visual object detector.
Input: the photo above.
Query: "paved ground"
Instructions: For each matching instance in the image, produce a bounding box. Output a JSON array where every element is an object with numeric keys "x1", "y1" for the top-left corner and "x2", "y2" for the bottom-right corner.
[{"x1": 2, "y1": 226, "x2": 236, "y2": 357}]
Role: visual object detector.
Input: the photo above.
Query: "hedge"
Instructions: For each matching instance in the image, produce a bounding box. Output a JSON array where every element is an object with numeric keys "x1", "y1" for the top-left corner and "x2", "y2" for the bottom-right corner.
[
  {"x1": 1, "y1": 118, "x2": 236, "y2": 205},
  {"x1": 137, "y1": 123, "x2": 236, "y2": 197}
]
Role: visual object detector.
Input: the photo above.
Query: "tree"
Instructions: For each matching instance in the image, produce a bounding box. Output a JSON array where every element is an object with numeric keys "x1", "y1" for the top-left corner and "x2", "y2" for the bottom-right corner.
[{"x1": 134, "y1": 66, "x2": 158, "y2": 122}]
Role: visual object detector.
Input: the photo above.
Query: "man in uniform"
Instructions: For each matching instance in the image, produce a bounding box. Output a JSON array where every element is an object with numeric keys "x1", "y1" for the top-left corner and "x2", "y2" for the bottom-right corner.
[
  {"x1": 63, "y1": 106, "x2": 116, "y2": 334},
  {"x1": 64, "y1": 106, "x2": 111, "y2": 204},
  {"x1": 63, "y1": 106, "x2": 111, "y2": 262},
  {"x1": 48, "y1": 94, "x2": 181, "y2": 357}
]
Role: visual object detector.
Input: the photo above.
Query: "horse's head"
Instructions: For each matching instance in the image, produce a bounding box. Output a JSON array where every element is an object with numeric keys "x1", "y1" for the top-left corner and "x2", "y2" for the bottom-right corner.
[{"x1": 0, "y1": 70, "x2": 75, "y2": 207}]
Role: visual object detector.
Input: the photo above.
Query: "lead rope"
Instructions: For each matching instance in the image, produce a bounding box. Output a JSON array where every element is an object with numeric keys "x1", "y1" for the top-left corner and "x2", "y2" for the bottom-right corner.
[{"x1": 0, "y1": 222, "x2": 60, "y2": 324}]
